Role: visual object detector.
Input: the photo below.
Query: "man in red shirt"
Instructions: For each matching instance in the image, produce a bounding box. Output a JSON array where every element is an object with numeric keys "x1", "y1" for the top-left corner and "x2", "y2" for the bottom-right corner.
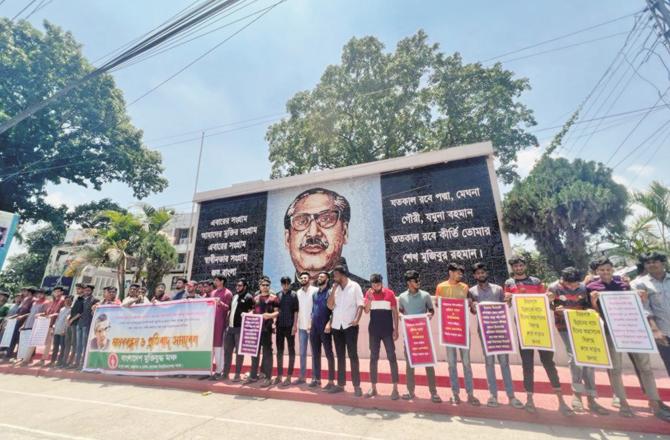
[
  {"x1": 41, "y1": 286, "x2": 66, "y2": 366},
  {"x1": 363, "y1": 273, "x2": 399, "y2": 400}
]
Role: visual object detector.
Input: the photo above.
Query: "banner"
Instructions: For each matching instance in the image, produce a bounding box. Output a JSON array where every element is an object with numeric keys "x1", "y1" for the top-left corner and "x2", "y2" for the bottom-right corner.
[
  {"x1": 0, "y1": 318, "x2": 16, "y2": 347},
  {"x1": 238, "y1": 313, "x2": 263, "y2": 357},
  {"x1": 17, "y1": 329, "x2": 32, "y2": 360},
  {"x1": 438, "y1": 297, "x2": 469, "y2": 348},
  {"x1": 29, "y1": 316, "x2": 51, "y2": 347},
  {"x1": 402, "y1": 315, "x2": 437, "y2": 368},
  {"x1": 0, "y1": 210, "x2": 19, "y2": 269},
  {"x1": 512, "y1": 294, "x2": 555, "y2": 351},
  {"x1": 83, "y1": 298, "x2": 215, "y2": 376},
  {"x1": 564, "y1": 309, "x2": 612, "y2": 369},
  {"x1": 599, "y1": 291, "x2": 658, "y2": 354},
  {"x1": 477, "y1": 302, "x2": 516, "y2": 356}
]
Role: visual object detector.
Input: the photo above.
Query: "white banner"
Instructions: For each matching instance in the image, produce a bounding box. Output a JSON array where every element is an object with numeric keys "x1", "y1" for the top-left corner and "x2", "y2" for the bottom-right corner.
[
  {"x1": 29, "y1": 316, "x2": 51, "y2": 347},
  {"x1": 0, "y1": 318, "x2": 16, "y2": 347},
  {"x1": 599, "y1": 291, "x2": 658, "y2": 354}
]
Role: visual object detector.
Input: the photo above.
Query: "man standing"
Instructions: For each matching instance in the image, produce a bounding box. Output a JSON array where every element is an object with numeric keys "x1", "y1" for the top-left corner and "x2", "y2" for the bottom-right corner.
[
  {"x1": 435, "y1": 263, "x2": 479, "y2": 406},
  {"x1": 18, "y1": 287, "x2": 51, "y2": 365},
  {"x1": 63, "y1": 283, "x2": 85, "y2": 367},
  {"x1": 245, "y1": 276, "x2": 279, "y2": 387},
  {"x1": 75, "y1": 284, "x2": 99, "y2": 369},
  {"x1": 469, "y1": 263, "x2": 523, "y2": 409},
  {"x1": 185, "y1": 281, "x2": 198, "y2": 299},
  {"x1": 4, "y1": 287, "x2": 35, "y2": 361},
  {"x1": 309, "y1": 271, "x2": 335, "y2": 390},
  {"x1": 504, "y1": 255, "x2": 573, "y2": 416},
  {"x1": 398, "y1": 270, "x2": 441, "y2": 403},
  {"x1": 364, "y1": 273, "x2": 399, "y2": 400},
  {"x1": 42, "y1": 286, "x2": 66, "y2": 366},
  {"x1": 327, "y1": 265, "x2": 364, "y2": 396},
  {"x1": 209, "y1": 275, "x2": 232, "y2": 380},
  {"x1": 172, "y1": 278, "x2": 187, "y2": 301},
  {"x1": 275, "y1": 276, "x2": 299, "y2": 387},
  {"x1": 152, "y1": 283, "x2": 167, "y2": 301},
  {"x1": 200, "y1": 280, "x2": 214, "y2": 298},
  {"x1": 222, "y1": 278, "x2": 254, "y2": 382},
  {"x1": 549, "y1": 267, "x2": 608, "y2": 415},
  {"x1": 589, "y1": 256, "x2": 670, "y2": 420},
  {"x1": 296, "y1": 271, "x2": 316, "y2": 385}
]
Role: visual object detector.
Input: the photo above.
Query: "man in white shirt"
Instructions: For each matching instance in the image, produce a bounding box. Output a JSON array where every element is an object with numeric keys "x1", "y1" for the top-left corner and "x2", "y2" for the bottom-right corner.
[
  {"x1": 327, "y1": 265, "x2": 364, "y2": 396},
  {"x1": 296, "y1": 271, "x2": 317, "y2": 384}
]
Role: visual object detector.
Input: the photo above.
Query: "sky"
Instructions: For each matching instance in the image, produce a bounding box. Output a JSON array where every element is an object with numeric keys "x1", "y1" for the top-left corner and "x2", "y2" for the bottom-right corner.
[{"x1": 2, "y1": 0, "x2": 669, "y2": 258}]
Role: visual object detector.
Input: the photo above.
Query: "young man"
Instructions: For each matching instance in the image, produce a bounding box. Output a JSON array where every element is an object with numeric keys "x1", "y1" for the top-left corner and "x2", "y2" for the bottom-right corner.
[
  {"x1": 100, "y1": 287, "x2": 120, "y2": 305},
  {"x1": 75, "y1": 284, "x2": 99, "y2": 369},
  {"x1": 275, "y1": 276, "x2": 299, "y2": 387},
  {"x1": 589, "y1": 256, "x2": 670, "y2": 420},
  {"x1": 549, "y1": 267, "x2": 608, "y2": 415},
  {"x1": 244, "y1": 276, "x2": 279, "y2": 387},
  {"x1": 469, "y1": 263, "x2": 523, "y2": 409},
  {"x1": 398, "y1": 270, "x2": 441, "y2": 403},
  {"x1": 435, "y1": 262, "x2": 479, "y2": 406},
  {"x1": 309, "y1": 271, "x2": 335, "y2": 390},
  {"x1": 363, "y1": 273, "x2": 399, "y2": 400},
  {"x1": 63, "y1": 283, "x2": 85, "y2": 367},
  {"x1": 152, "y1": 283, "x2": 167, "y2": 301},
  {"x1": 53, "y1": 295, "x2": 73, "y2": 367},
  {"x1": 4, "y1": 287, "x2": 35, "y2": 361},
  {"x1": 200, "y1": 280, "x2": 214, "y2": 298},
  {"x1": 18, "y1": 287, "x2": 51, "y2": 365},
  {"x1": 504, "y1": 255, "x2": 573, "y2": 416},
  {"x1": 122, "y1": 284, "x2": 150, "y2": 307},
  {"x1": 185, "y1": 281, "x2": 198, "y2": 299},
  {"x1": 222, "y1": 278, "x2": 254, "y2": 382},
  {"x1": 296, "y1": 271, "x2": 317, "y2": 384},
  {"x1": 42, "y1": 286, "x2": 66, "y2": 366},
  {"x1": 327, "y1": 265, "x2": 364, "y2": 396},
  {"x1": 209, "y1": 275, "x2": 232, "y2": 380},
  {"x1": 172, "y1": 278, "x2": 187, "y2": 301}
]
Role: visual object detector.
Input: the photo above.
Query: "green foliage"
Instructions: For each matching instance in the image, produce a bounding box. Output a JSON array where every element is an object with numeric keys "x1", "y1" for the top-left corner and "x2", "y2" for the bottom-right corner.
[
  {"x1": 633, "y1": 181, "x2": 670, "y2": 251},
  {"x1": 142, "y1": 233, "x2": 177, "y2": 297},
  {"x1": 0, "y1": 19, "x2": 167, "y2": 225},
  {"x1": 65, "y1": 198, "x2": 127, "y2": 229},
  {"x1": 503, "y1": 156, "x2": 628, "y2": 272},
  {"x1": 511, "y1": 246, "x2": 559, "y2": 283},
  {"x1": 267, "y1": 30, "x2": 538, "y2": 184}
]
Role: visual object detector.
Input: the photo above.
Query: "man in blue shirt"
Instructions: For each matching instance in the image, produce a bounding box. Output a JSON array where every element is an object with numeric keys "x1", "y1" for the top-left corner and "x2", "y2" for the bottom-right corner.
[{"x1": 309, "y1": 271, "x2": 335, "y2": 390}]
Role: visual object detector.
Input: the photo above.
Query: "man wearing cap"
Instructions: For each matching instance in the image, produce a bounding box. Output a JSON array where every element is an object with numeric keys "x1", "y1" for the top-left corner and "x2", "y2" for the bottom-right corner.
[
  {"x1": 75, "y1": 284, "x2": 99, "y2": 369},
  {"x1": 245, "y1": 276, "x2": 279, "y2": 387},
  {"x1": 4, "y1": 287, "x2": 35, "y2": 361},
  {"x1": 363, "y1": 273, "x2": 399, "y2": 400}
]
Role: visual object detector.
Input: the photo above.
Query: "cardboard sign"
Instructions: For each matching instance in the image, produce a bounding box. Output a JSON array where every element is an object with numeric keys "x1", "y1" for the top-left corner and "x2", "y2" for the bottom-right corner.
[
  {"x1": 438, "y1": 297, "x2": 470, "y2": 348},
  {"x1": 564, "y1": 309, "x2": 612, "y2": 369},
  {"x1": 512, "y1": 294, "x2": 555, "y2": 351},
  {"x1": 477, "y1": 302, "x2": 516, "y2": 356},
  {"x1": 402, "y1": 315, "x2": 437, "y2": 368},
  {"x1": 238, "y1": 313, "x2": 263, "y2": 357},
  {"x1": 599, "y1": 291, "x2": 657, "y2": 353},
  {"x1": 29, "y1": 316, "x2": 51, "y2": 347}
]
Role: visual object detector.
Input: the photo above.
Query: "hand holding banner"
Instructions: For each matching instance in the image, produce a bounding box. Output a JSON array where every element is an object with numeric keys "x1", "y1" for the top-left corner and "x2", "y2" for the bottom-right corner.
[
  {"x1": 238, "y1": 313, "x2": 263, "y2": 357},
  {"x1": 598, "y1": 291, "x2": 657, "y2": 354},
  {"x1": 564, "y1": 309, "x2": 612, "y2": 368},
  {"x1": 402, "y1": 314, "x2": 437, "y2": 368},
  {"x1": 477, "y1": 302, "x2": 516, "y2": 356},
  {"x1": 512, "y1": 294, "x2": 555, "y2": 351},
  {"x1": 438, "y1": 297, "x2": 469, "y2": 348}
]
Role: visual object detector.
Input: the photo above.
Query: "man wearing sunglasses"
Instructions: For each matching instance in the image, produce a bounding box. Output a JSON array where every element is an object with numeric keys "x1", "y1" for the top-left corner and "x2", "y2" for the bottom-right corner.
[{"x1": 245, "y1": 276, "x2": 279, "y2": 388}]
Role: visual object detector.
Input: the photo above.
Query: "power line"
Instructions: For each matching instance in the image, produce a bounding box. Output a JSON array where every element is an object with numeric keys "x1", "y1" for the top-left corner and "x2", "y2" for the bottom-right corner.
[
  {"x1": 10, "y1": 0, "x2": 39, "y2": 21},
  {"x1": 611, "y1": 118, "x2": 670, "y2": 169},
  {"x1": 630, "y1": 125, "x2": 670, "y2": 185}
]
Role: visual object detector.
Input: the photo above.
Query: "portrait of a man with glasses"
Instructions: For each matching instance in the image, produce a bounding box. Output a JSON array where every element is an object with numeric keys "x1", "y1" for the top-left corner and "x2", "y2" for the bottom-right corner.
[{"x1": 90, "y1": 314, "x2": 111, "y2": 351}]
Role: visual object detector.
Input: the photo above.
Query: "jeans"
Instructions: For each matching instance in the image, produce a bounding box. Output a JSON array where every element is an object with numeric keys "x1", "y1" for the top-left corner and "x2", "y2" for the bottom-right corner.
[
  {"x1": 310, "y1": 327, "x2": 335, "y2": 382},
  {"x1": 658, "y1": 336, "x2": 670, "y2": 378},
  {"x1": 75, "y1": 325, "x2": 89, "y2": 366},
  {"x1": 298, "y1": 329, "x2": 309, "y2": 379},
  {"x1": 332, "y1": 325, "x2": 360, "y2": 387},
  {"x1": 404, "y1": 344, "x2": 438, "y2": 395},
  {"x1": 59, "y1": 326, "x2": 76, "y2": 366},
  {"x1": 520, "y1": 348, "x2": 561, "y2": 393},
  {"x1": 222, "y1": 327, "x2": 243, "y2": 377},
  {"x1": 369, "y1": 333, "x2": 399, "y2": 384},
  {"x1": 606, "y1": 331, "x2": 660, "y2": 401},
  {"x1": 446, "y1": 347, "x2": 474, "y2": 394},
  {"x1": 559, "y1": 331, "x2": 597, "y2": 396},
  {"x1": 276, "y1": 326, "x2": 296, "y2": 377},
  {"x1": 250, "y1": 331, "x2": 273, "y2": 379},
  {"x1": 51, "y1": 334, "x2": 65, "y2": 364}
]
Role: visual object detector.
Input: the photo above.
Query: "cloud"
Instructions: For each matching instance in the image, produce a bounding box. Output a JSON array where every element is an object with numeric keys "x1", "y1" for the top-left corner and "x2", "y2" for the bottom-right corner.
[{"x1": 626, "y1": 163, "x2": 655, "y2": 177}]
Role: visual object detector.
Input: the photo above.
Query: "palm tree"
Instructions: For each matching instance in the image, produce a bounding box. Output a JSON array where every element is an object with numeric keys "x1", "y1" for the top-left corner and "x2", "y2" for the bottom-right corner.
[
  {"x1": 605, "y1": 214, "x2": 662, "y2": 264},
  {"x1": 133, "y1": 204, "x2": 177, "y2": 295},
  {"x1": 634, "y1": 181, "x2": 670, "y2": 251}
]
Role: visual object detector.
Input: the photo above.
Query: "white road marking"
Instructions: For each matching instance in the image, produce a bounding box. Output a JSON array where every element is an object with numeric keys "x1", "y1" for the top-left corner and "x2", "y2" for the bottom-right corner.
[
  {"x1": 0, "y1": 423, "x2": 97, "y2": 440},
  {"x1": 0, "y1": 388, "x2": 381, "y2": 440}
]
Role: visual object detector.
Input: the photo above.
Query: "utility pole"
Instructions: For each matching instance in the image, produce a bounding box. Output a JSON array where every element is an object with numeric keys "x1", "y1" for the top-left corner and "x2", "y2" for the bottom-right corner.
[
  {"x1": 185, "y1": 131, "x2": 205, "y2": 279},
  {"x1": 647, "y1": 0, "x2": 670, "y2": 54}
]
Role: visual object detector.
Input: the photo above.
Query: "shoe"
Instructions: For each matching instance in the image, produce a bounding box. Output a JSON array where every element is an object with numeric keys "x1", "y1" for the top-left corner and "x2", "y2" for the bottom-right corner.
[
  {"x1": 401, "y1": 392, "x2": 415, "y2": 401},
  {"x1": 323, "y1": 383, "x2": 334, "y2": 391},
  {"x1": 259, "y1": 378, "x2": 272, "y2": 388},
  {"x1": 611, "y1": 396, "x2": 621, "y2": 408},
  {"x1": 308, "y1": 380, "x2": 319, "y2": 388},
  {"x1": 231, "y1": 375, "x2": 241, "y2": 383},
  {"x1": 354, "y1": 387, "x2": 363, "y2": 397},
  {"x1": 365, "y1": 388, "x2": 377, "y2": 398},
  {"x1": 525, "y1": 399, "x2": 537, "y2": 414},
  {"x1": 450, "y1": 394, "x2": 462, "y2": 405},
  {"x1": 294, "y1": 377, "x2": 306, "y2": 385},
  {"x1": 273, "y1": 377, "x2": 282, "y2": 385},
  {"x1": 243, "y1": 376, "x2": 259, "y2": 385},
  {"x1": 431, "y1": 394, "x2": 443, "y2": 404},
  {"x1": 619, "y1": 404, "x2": 634, "y2": 418},
  {"x1": 281, "y1": 378, "x2": 291, "y2": 387},
  {"x1": 654, "y1": 409, "x2": 670, "y2": 422},
  {"x1": 467, "y1": 394, "x2": 481, "y2": 407},
  {"x1": 588, "y1": 400, "x2": 610, "y2": 416},
  {"x1": 559, "y1": 402, "x2": 575, "y2": 417},
  {"x1": 207, "y1": 374, "x2": 219, "y2": 381},
  {"x1": 487, "y1": 396, "x2": 499, "y2": 408},
  {"x1": 327, "y1": 385, "x2": 344, "y2": 394},
  {"x1": 509, "y1": 397, "x2": 524, "y2": 409},
  {"x1": 390, "y1": 389, "x2": 399, "y2": 401},
  {"x1": 571, "y1": 396, "x2": 584, "y2": 412}
]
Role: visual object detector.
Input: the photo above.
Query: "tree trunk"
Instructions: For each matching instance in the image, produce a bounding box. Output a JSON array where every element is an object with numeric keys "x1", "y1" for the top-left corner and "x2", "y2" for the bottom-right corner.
[{"x1": 118, "y1": 254, "x2": 126, "y2": 300}]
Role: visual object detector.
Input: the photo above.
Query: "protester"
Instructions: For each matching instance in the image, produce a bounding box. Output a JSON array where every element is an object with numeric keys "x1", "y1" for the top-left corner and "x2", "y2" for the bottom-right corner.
[
  {"x1": 435, "y1": 262, "x2": 479, "y2": 406},
  {"x1": 398, "y1": 270, "x2": 441, "y2": 403},
  {"x1": 632, "y1": 252, "x2": 670, "y2": 377},
  {"x1": 296, "y1": 271, "x2": 317, "y2": 384},
  {"x1": 222, "y1": 278, "x2": 254, "y2": 383},
  {"x1": 41, "y1": 286, "x2": 66, "y2": 366},
  {"x1": 200, "y1": 280, "x2": 214, "y2": 298},
  {"x1": 52, "y1": 295, "x2": 73, "y2": 368},
  {"x1": 0, "y1": 292, "x2": 10, "y2": 324},
  {"x1": 469, "y1": 263, "x2": 524, "y2": 409},
  {"x1": 309, "y1": 271, "x2": 335, "y2": 389},
  {"x1": 327, "y1": 265, "x2": 364, "y2": 396},
  {"x1": 62, "y1": 283, "x2": 85, "y2": 368},
  {"x1": 152, "y1": 283, "x2": 167, "y2": 301},
  {"x1": 209, "y1": 275, "x2": 232, "y2": 380},
  {"x1": 504, "y1": 255, "x2": 573, "y2": 416},
  {"x1": 185, "y1": 281, "x2": 198, "y2": 298},
  {"x1": 549, "y1": 267, "x2": 609, "y2": 415},
  {"x1": 245, "y1": 276, "x2": 279, "y2": 387},
  {"x1": 589, "y1": 256, "x2": 670, "y2": 420},
  {"x1": 4, "y1": 287, "x2": 35, "y2": 361},
  {"x1": 18, "y1": 287, "x2": 51, "y2": 365},
  {"x1": 74, "y1": 284, "x2": 99, "y2": 369},
  {"x1": 100, "y1": 287, "x2": 120, "y2": 305},
  {"x1": 172, "y1": 278, "x2": 187, "y2": 301},
  {"x1": 122, "y1": 284, "x2": 150, "y2": 307},
  {"x1": 273, "y1": 276, "x2": 299, "y2": 386}
]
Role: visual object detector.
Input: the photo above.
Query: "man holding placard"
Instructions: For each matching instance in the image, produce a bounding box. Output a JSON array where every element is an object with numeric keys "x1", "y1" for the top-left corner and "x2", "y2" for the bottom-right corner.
[
  {"x1": 435, "y1": 262, "x2": 479, "y2": 406},
  {"x1": 504, "y1": 255, "x2": 573, "y2": 416},
  {"x1": 470, "y1": 263, "x2": 524, "y2": 409},
  {"x1": 549, "y1": 267, "x2": 609, "y2": 415},
  {"x1": 589, "y1": 256, "x2": 670, "y2": 420}
]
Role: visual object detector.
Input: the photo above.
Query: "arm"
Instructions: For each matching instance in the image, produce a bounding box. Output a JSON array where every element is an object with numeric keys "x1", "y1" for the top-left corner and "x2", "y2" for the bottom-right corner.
[
  {"x1": 327, "y1": 285, "x2": 336, "y2": 310},
  {"x1": 363, "y1": 290, "x2": 371, "y2": 314},
  {"x1": 392, "y1": 304, "x2": 399, "y2": 341}
]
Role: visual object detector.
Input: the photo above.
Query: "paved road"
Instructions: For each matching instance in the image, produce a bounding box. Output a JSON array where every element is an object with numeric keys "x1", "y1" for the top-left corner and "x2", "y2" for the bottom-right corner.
[{"x1": 0, "y1": 374, "x2": 656, "y2": 440}]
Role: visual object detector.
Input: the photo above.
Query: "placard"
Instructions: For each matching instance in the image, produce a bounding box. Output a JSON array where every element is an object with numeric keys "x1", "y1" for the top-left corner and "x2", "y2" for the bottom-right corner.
[
  {"x1": 599, "y1": 291, "x2": 658, "y2": 354},
  {"x1": 29, "y1": 316, "x2": 51, "y2": 347},
  {"x1": 564, "y1": 309, "x2": 612, "y2": 369},
  {"x1": 17, "y1": 329, "x2": 32, "y2": 360},
  {"x1": 512, "y1": 294, "x2": 555, "y2": 351},
  {"x1": 402, "y1": 315, "x2": 437, "y2": 368},
  {"x1": 477, "y1": 302, "x2": 516, "y2": 356},
  {"x1": 0, "y1": 318, "x2": 16, "y2": 347},
  {"x1": 238, "y1": 313, "x2": 263, "y2": 357},
  {"x1": 438, "y1": 297, "x2": 469, "y2": 348}
]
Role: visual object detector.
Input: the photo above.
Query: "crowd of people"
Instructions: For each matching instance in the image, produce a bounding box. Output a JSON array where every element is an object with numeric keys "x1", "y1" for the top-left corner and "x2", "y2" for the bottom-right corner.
[{"x1": 0, "y1": 251, "x2": 669, "y2": 421}]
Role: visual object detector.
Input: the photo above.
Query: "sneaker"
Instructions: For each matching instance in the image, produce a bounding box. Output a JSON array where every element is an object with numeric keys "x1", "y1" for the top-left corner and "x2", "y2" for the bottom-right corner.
[
  {"x1": 559, "y1": 402, "x2": 575, "y2": 417},
  {"x1": 273, "y1": 377, "x2": 282, "y2": 385},
  {"x1": 327, "y1": 385, "x2": 344, "y2": 394},
  {"x1": 281, "y1": 378, "x2": 291, "y2": 387},
  {"x1": 571, "y1": 396, "x2": 584, "y2": 412},
  {"x1": 611, "y1": 396, "x2": 621, "y2": 408},
  {"x1": 323, "y1": 383, "x2": 334, "y2": 391},
  {"x1": 365, "y1": 388, "x2": 377, "y2": 398},
  {"x1": 231, "y1": 375, "x2": 241, "y2": 383},
  {"x1": 390, "y1": 389, "x2": 400, "y2": 401},
  {"x1": 619, "y1": 404, "x2": 634, "y2": 418},
  {"x1": 450, "y1": 394, "x2": 462, "y2": 405},
  {"x1": 259, "y1": 378, "x2": 272, "y2": 388},
  {"x1": 294, "y1": 377, "x2": 306, "y2": 385},
  {"x1": 525, "y1": 399, "x2": 537, "y2": 414},
  {"x1": 588, "y1": 400, "x2": 610, "y2": 416},
  {"x1": 487, "y1": 396, "x2": 499, "y2": 408},
  {"x1": 431, "y1": 393, "x2": 443, "y2": 403},
  {"x1": 401, "y1": 392, "x2": 415, "y2": 401},
  {"x1": 509, "y1": 397, "x2": 524, "y2": 409},
  {"x1": 308, "y1": 380, "x2": 319, "y2": 388},
  {"x1": 467, "y1": 394, "x2": 481, "y2": 407},
  {"x1": 354, "y1": 387, "x2": 363, "y2": 397},
  {"x1": 243, "y1": 376, "x2": 259, "y2": 385}
]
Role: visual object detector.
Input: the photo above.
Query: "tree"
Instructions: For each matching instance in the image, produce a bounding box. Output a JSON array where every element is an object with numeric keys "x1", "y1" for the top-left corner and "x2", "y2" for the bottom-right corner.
[
  {"x1": 503, "y1": 156, "x2": 628, "y2": 272},
  {"x1": 602, "y1": 214, "x2": 663, "y2": 264},
  {"x1": 0, "y1": 19, "x2": 167, "y2": 225},
  {"x1": 633, "y1": 181, "x2": 670, "y2": 251},
  {"x1": 131, "y1": 205, "x2": 176, "y2": 294},
  {"x1": 511, "y1": 246, "x2": 559, "y2": 283},
  {"x1": 266, "y1": 30, "x2": 538, "y2": 184},
  {"x1": 65, "y1": 198, "x2": 127, "y2": 229},
  {"x1": 0, "y1": 224, "x2": 65, "y2": 287}
]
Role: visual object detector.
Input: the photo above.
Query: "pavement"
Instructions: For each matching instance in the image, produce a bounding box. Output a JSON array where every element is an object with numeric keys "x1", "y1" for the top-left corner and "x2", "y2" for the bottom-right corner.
[{"x1": 0, "y1": 374, "x2": 662, "y2": 440}]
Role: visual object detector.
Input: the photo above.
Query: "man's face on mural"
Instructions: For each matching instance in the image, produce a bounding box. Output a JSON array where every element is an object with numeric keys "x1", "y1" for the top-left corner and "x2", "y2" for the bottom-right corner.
[{"x1": 285, "y1": 192, "x2": 348, "y2": 278}]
